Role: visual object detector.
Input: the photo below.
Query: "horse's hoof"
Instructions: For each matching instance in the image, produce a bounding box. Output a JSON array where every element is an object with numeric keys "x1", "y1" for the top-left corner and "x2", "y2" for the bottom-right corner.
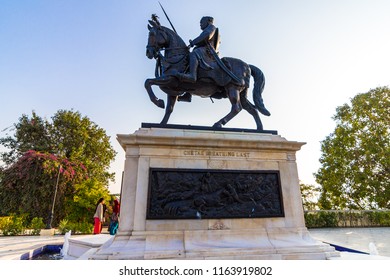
[
  {"x1": 213, "y1": 123, "x2": 222, "y2": 128},
  {"x1": 156, "y1": 99, "x2": 165, "y2": 109}
]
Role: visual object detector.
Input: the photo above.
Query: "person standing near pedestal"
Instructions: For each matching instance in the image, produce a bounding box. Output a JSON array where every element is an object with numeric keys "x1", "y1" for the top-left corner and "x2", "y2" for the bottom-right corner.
[
  {"x1": 93, "y1": 198, "x2": 105, "y2": 234},
  {"x1": 109, "y1": 198, "x2": 120, "y2": 235}
]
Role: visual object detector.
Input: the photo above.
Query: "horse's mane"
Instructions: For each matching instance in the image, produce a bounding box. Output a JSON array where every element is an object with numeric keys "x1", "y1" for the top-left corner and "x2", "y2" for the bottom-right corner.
[{"x1": 160, "y1": 26, "x2": 187, "y2": 48}]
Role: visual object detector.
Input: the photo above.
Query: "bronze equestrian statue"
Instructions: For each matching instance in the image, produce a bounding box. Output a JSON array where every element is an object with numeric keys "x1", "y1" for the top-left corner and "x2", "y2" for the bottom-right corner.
[{"x1": 145, "y1": 15, "x2": 271, "y2": 130}]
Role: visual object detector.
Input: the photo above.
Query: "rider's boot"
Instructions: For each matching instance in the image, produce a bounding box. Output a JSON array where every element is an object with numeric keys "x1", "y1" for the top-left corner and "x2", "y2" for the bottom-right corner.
[{"x1": 177, "y1": 53, "x2": 198, "y2": 83}]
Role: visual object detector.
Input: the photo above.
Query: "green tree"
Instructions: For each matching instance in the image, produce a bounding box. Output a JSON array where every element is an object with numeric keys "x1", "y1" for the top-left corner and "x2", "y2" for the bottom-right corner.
[
  {"x1": 64, "y1": 179, "x2": 111, "y2": 223},
  {"x1": 0, "y1": 111, "x2": 52, "y2": 165},
  {"x1": 50, "y1": 110, "x2": 117, "y2": 185},
  {"x1": 300, "y1": 182, "x2": 321, "y2": 210},
  {"x1": 0, "y1": 110, "x2": 117, "y2": 225},
  {"x1": 315, "y1": 87, "x2": 390, "y2": 210}
]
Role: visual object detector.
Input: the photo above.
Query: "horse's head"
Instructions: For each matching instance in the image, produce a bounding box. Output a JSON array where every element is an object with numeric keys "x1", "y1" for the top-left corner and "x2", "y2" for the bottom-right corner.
[{"x1": 146, "y1": 19, "x2": 169, "y2": 59}]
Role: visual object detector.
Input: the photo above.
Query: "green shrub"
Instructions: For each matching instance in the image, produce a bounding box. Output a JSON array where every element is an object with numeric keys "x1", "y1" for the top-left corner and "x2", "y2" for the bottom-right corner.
[
  {"x1": 0, "y1": 215, "x2": 26, "y2": 236},
  {"x1": 304, "y1": 211, "x2": 338, "y2": 228},
  {"x1": 58, "y1": 219, "x2": 71, "y2": 235},
  {"x1": 305, "y1": 210, "x2": 390, "y2": 228},
  {"x1": 30, "y1": 217, "x2": 45, "y2": 235},
  {"x1": 0, "y1": 217, "x2": 10, "y2": 235},
  {"x1": 70, "y1": 221, "x2": 93, "y2": 234},
  {"x1": 367, "y1": 211, "x2": 380, "y2": 226},
  {"x1": 304, "y1": 212, "x2": 321, "y2": 228},
  {"x1": 319, "y1": 211, "x2": 338, "y2": 227},
  {"x1": 58, "y1": 219, "x2": 93, "y2": 234},
  {"x1": 367, "y1": 211, "x2": 390, "y2": 226}
]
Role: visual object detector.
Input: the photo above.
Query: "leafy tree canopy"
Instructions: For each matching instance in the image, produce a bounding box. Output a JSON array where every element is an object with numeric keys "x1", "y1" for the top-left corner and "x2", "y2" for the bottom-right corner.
[
  {"x1": 315, "y1": 87, "x2": 390, "y2": 210},
  {"x1": 1, "y1": 109, "x2": 116, "y2": 186}
]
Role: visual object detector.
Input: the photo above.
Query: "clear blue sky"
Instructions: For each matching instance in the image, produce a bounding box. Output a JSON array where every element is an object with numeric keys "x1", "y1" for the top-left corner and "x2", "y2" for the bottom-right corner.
[{"x1": 1, "y1": 0, "x2": 389, "y2": 193}]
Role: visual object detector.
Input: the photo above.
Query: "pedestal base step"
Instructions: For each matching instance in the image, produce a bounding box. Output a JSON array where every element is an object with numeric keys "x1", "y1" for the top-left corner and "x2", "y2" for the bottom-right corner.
[{"x1": 88, "y1": 228, "x2": 339, "y2": 260}]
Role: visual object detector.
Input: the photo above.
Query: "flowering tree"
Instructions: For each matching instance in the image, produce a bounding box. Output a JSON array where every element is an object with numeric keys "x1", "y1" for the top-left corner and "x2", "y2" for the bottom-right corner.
[{"x1": 0, "y1": 150, "x2": 89, "y2": 224}]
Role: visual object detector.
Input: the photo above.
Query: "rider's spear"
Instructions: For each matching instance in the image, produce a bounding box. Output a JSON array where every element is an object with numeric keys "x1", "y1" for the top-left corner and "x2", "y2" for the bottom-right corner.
[{"x1": 158, "y1": 2, "x2": 178, "y2": 34}]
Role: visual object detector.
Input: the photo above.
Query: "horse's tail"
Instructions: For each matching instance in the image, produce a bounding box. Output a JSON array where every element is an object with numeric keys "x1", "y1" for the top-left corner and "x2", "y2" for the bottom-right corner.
[{"x1": 249, "y1": 64, "x2": 271, "y2": 116}]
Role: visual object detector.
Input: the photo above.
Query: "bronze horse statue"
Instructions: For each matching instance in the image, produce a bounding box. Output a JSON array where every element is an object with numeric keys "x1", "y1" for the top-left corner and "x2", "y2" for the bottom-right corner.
[{"x1": 145, "y1": 17, "x2": 270, "y2": 130}]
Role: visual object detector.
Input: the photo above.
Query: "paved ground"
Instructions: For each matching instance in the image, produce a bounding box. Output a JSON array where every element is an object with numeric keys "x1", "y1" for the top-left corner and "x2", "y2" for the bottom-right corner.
[
  {"x1": 308, "y1": 227, "x2": 390, "y2": 257},
  {"x1": 0, "y1": 235, "x2": 65, "y2": 260},
  {"x1": 0, "y1": 227, "x2": 389, "y2": 260}
]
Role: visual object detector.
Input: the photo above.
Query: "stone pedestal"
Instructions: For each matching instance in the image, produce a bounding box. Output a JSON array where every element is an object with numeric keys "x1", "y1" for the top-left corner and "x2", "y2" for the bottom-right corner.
[{"x1": 90, "y1": 126, "x2": 338, "y2": 260}]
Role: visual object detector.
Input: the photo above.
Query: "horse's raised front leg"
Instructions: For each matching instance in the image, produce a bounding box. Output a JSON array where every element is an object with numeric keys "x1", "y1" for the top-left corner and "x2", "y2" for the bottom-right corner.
[
  {"x1": 144, "y1": 78, "x2": 165, "y2": 109},
  {"x1": 144, "y1": 76, "x2": 180, "y2": 109},
  {"x1": 161, "y1": 95, "x2": 177, "y2": 125},
  {"x1": 213, "y1": 88, "x2": 242, "y2": 128}
]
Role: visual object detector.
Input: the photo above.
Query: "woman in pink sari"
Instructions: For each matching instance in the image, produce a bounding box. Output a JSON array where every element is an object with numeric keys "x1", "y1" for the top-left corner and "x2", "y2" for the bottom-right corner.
[{"x1": 93, "y1": 198, "x2": 105, "y2": 234}]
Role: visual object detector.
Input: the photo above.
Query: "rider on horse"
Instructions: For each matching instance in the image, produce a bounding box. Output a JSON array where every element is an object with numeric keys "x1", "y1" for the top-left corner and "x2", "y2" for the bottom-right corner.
[
  {"x1": 145, "y1": 14, "x2": 271, "y2": 130},
  {"x1": 177, "y1": 16, "x2": 220, "y2": 83},
  {"x1": 177, "y1": 16, "x2": 244, "y2": 88}
]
